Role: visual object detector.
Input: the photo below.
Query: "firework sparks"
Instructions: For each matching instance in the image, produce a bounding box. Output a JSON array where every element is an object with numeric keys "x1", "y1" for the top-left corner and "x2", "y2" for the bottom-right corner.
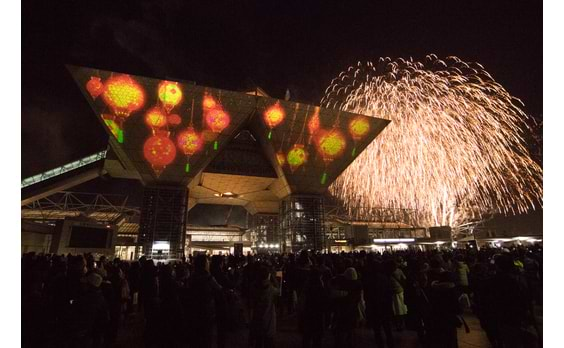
[{"x1": 321, "y1": 55, "x2": 543, "y2": 227}]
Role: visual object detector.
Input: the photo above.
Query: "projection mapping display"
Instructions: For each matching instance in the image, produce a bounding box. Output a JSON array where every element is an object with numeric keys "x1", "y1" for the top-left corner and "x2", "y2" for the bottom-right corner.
[{"x1": 69, "y1": 66, "x2": 389, "y2": 192}]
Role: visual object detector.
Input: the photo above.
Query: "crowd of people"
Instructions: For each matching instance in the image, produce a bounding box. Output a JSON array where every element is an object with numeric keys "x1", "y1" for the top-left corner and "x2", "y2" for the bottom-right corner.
[{"x1": 22, "y1": 245, "x2": 542, "y2": 348}]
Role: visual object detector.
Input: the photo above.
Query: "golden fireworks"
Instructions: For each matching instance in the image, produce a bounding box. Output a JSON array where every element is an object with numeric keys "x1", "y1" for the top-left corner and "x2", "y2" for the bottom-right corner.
[{"x1": 321, "y1": 55, "x2": 543, "y2": 227}]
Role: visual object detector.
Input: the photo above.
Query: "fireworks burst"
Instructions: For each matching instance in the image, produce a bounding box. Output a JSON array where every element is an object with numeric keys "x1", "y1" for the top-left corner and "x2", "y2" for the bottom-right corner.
[{"x1": 321, "y1": 55, "x2": 543, "y2": 227}]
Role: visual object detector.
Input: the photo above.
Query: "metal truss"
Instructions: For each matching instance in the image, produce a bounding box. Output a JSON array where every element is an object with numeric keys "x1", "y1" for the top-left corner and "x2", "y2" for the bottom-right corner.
[
  {"x1": 453, "y1": 214, "x2": 495, "y2": 239},
  {"x1": 325, "y1": 204, "x2": 420, "y2": 227},
  {"x1": 22, "y1": 191, "x2": 140, "y2": 224},
  {"x1": 21, "y1": 150, "x2": 107, "y2": 188}
]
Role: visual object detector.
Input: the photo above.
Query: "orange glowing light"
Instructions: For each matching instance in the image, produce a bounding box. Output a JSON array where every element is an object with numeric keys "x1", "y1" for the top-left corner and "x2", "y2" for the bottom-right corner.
[
  {"x1": 167, "y1": 114, "x2": 182, "y2": 126},
  {"x1": 263, "y1": 102, "x2": 285, "y2": 129},
  {"x1": 307, "y1": 108, "x2": 320, "y2": 136},
  {"x1": 143, "y1": 133, "x2": 176, "y2": 176},
  {"x1": 102, "y1": 74, "x2": 145, "y2": 118},
  {"x1": 205, "y1": 107, "x2": 230, "y2": 134},
  {"x1": 276, "y1": 151, "x2": 286, "y2": 166},
  {"x1": 144, "y1": 107, "x2": 167, "y2": 129},
  {"x1": 203, "y1": 94, "x2": 217, "y2": 110},
  {"x1": 348, "y1": 116, "x2": 370, "y2": 140},
  {"x1": 177, "y1": 127, "x2": 203, "y2": 156},
  {"x1": 86, "y1": 77, "x2": 104, "y2": 99},
  {"x1": 158, "y1": 81, "x2": 183, "y2": 112},
  {"x1": 287, "y1": 144, "x2": 308, "y2": 171},
  {"x1": 315, "y1": 129, "x2": 347, "y2": 162}
]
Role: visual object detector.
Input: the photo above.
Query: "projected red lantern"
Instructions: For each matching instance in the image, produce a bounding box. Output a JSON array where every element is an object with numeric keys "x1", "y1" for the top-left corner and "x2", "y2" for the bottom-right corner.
[
  {"x1": 144, "y1": 107, "x2": 168, "y2": 130},
  {"x1": 102, "y1": 74, "x2": 145, "y2": 118},
  {"x1": 263, "y1": 102, "x2": 285, "y2": 139},
  {"x1": 167, "y1": 114, "x2": 182, "y2": 127},
  {"x1": 348, "y1": 116, "x2": 370, "y2": 157},
  {"x1": 287, "y1": 144, "x2": 308, "y2": 172},
  {"x1": 143, "y1": 132, "x2": 176, "y2": 177},
  {"x1": 158, "y1": 81, "x2": 183, "y2": 113},
  {"x1": 177, "y1": 127, "x2": 203, "y2": 173},
  {"x1": 307, "y1": 107, "x2": 320, "y2": 144},
  {"x1": 86, "y1": 76, "x2": 104, "y2": 99}
]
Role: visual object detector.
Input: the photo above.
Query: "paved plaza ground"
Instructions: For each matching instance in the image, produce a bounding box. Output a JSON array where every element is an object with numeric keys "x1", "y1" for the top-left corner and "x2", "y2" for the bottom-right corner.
[{"x1": 115, "y1": 306, "x2": 544, "y2": 348}]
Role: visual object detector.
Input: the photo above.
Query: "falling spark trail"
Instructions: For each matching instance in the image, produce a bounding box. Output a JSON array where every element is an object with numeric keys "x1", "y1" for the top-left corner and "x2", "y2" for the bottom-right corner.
[{"x1": 322, "y1": 55, "x2": 543, "y2": 227}]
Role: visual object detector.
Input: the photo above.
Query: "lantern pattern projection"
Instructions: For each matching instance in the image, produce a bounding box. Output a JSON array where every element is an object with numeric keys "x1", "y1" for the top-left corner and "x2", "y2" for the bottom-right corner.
[
  {"x1": 167, "y1": 114, "x2": 182, "y2": 127},
  {"x1": 315, "y1": 128, "x2": 347, "y2": 184},
  {"x1": 287, "y1": 144, "x2": 308, "y2": 172},
  {"x1": 176, "y1": 127, "x2": 203, "y2": 173},
  {"x1": 203, "y1": 94, "x2": 230, "y2": 150},
  {"x1": 100, "y1": 74, "x2": 145, "y2": 143},
  {"x1": 144, "y1": 107, "x2": 168, "y2": 133},
  {"x1": 86, "y1": 77, "x2": 104, "y2": 99},
  {"x1": 307, "y1": 106, "x2": 321, "y2": 144},
  {"x1": 158, "y1": 81, "x2": 183, "y2": 113},
  {"x1": 143, "y1": 132, "x2": 177, "y2": 177},
  {"x1": 101, "y1": 114, "x2": 121, "y2": 140},
  {"x1": 276, "y1": 151, "x2": 286, "y2": 166},
  {"x1": 348, "y1": 116, "x2": 370, "y2": 157},
  {"x1": 263, "y1": 102, "x2": 286, "y2": 140}
]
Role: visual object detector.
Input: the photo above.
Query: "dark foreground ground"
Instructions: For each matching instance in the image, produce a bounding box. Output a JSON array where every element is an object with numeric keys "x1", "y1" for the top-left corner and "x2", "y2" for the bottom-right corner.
[{"x1": 115, "y1": 306, "x2": 542, "y2": 348}]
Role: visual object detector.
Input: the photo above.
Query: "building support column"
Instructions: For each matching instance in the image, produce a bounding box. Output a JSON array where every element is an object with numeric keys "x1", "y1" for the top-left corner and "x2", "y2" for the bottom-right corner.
[
  {"x1": 139, "y1": 185, "x2": 188, "y2": 260},
  {"x1": 279, "y1": 194, "x2": 325, "y2": 252}
]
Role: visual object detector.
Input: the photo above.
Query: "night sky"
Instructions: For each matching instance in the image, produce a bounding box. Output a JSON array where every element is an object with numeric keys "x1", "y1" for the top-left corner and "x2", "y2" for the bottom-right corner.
[{"x1": 22, "y1": 0, "x2": 542, "y2": 179}]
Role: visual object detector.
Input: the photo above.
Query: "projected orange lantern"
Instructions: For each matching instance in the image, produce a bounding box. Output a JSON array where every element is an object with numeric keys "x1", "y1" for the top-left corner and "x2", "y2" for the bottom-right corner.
[
  {"x1": 203, "y1": 94, "x2": 230, "y2": 150},
  {"x1": 143, "y1": 133, "x2": 176, "y2": 177},
  {"x1": 167, "y1": 114, "x2": 182, "y2": 127},
  {"x1": 263, "y1": 102, "x2": 285, "y2": 139},
  {"x1": 203, "y1": 94, "x2": 217, "y2": 110},
  {"x1": 349, "y1": 116, "x2": 370, "y2": 140},
  {"x1": 86, "y1": 76, "x2": 104, "y2": 99},
  {"x1": 177, "y1": 127, "x2": 203, "y2": 173},
  {"x1": 158, "y1": 81, "x2": 183, "y2": 113},
  {"x1": 287, "y1": 144, "x2": 308, "y2": 172},
  {"x1": 205, "y1": 107, "x2": 230, "y2": 133},
  {"x1": 276, "y1": 151, "x2": 286, "y2": 166},
  {"x1": 307, "y1": 107, "x2": 320, "y2": 144},
  {"x1": 348, "y1": 116, "x2": 370, "y2": 157},
  {"x1": 177, "y1": 127, "x2": 203, "y2": 156},
  {"x1": 315, "y1": 128, "x2": 347, "y2": 163},
  {"x1": 315, "y1": 128, "x2": 347, "y2": 185},
  {"x1": 144, "y1": 107, "x2": 167, "y2": 130},
  {"x1": 102, "y1": 74, "x2": 145, "y2": 118}
]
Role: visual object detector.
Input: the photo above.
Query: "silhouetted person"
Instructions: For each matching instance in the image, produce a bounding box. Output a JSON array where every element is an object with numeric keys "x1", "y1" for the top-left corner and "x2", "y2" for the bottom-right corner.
[
  {"x1": 72, "y1": 272, "x2": 110, "y2": 348},
  {"x1": 211, "y1": 255, "x2": 236, "y2": 348},
  {"x1": 425, "y1": 271, "x2": 462, "y2": 348},
  {"x1": 486, "y1": 254, "x2": 541, "y2": 348},
  {"x1": 249, "y1": 265, "x2": 279, "y2": 348},
  {"x1": 299, "y1": 269, "x2": 328, "y2": 348},
  {"x1": 183, "y1": 254, "x2": 222, "y2": 348},
  {"x1": 330, "y1": 267, "x2": 362, "y2": 348},
  {"x1": 364, "y1": 259, "x2": 395, "y2": 348}
]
